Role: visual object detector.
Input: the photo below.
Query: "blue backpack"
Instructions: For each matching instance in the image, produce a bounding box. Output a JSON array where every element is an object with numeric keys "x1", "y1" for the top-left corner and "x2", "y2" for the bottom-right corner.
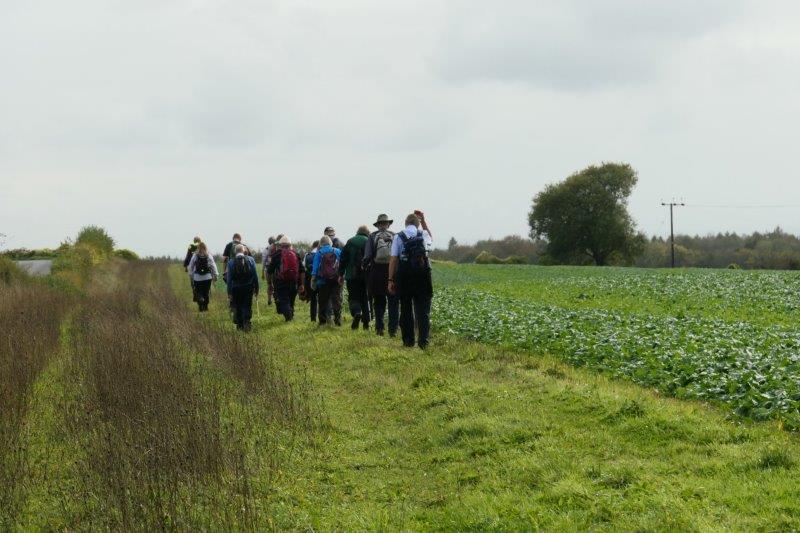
[{"x1": 399, "y1": 231, "x2": 430, "y2": 272}]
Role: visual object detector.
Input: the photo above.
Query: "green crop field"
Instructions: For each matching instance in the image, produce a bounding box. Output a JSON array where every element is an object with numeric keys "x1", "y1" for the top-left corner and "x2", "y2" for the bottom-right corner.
[
  {"x1": 434, "y1": 264, "x2": 800, "y2": 426},
  {"x1": 5, "y1": 259, "x2": 800, "y2": 530}
]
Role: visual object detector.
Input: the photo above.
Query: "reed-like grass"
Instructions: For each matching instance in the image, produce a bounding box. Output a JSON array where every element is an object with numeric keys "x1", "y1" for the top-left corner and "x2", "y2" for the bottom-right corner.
[
  {"x1": 61, "y1": 261, "x2": 318, "y2": 530},
  {"x1": 0, "y1": 283, "x2": 70, "y2": 525}
]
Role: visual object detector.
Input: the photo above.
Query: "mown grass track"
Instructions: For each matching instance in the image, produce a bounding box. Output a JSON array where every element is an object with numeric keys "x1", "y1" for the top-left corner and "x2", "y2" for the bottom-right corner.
[{"x1": 189, "y1": 265, "x2": 800, "y2": 530}]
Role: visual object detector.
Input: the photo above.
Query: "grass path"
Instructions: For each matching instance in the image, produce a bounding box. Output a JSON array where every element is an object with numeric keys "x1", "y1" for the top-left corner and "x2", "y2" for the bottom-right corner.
[{"x1": 193, "y1": 277, "x2": 800, "y2": 530}]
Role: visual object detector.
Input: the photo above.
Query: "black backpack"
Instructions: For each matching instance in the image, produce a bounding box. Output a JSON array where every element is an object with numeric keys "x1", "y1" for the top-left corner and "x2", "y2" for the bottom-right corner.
[
  {"x1": 195, "y1": 255, "x2": 210, "y2": 275},
  {"x1": 304, "y1": 251, "x2": 315, "y2": 273},
  {"x1": 231, "y1": 256, "x2": 251, "y2": 284},
  {"x1": 353, "y1": 242, "x2": 366, "y2": 279},
  {"x1": 399, "y1": 231, "x2": 430, "y2": 272}
]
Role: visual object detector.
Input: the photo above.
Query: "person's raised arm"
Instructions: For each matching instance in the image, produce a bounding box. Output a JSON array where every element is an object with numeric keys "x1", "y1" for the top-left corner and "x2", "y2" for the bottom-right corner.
[{"x1": 419, "y1": 211, "x2": 432, "y2": 239}]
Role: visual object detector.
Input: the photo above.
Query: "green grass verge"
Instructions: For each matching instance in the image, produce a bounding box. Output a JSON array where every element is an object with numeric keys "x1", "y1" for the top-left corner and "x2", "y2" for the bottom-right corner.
[{"x1": 189, "y1": 270, "x2": 800, "y2": 530}]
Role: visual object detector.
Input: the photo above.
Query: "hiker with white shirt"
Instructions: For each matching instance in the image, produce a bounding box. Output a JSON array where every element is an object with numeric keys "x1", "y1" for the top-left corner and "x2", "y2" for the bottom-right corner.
[{"x1": 388, "y1": 211, "x2": 434, "y2": 349}]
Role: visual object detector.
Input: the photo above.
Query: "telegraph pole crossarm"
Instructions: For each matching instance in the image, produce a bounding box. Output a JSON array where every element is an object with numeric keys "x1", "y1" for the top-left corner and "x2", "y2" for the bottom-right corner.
[{"x1": 661, "y1": 200, "x2": 685, "y2": 268}]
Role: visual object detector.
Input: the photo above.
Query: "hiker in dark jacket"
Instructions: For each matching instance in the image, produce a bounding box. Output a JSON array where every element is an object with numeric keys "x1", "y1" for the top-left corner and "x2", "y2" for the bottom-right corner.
[
  {"x1": 222, "y1": 233, "x2": 242, "y2": 282},
  {"x1": 266, "y1": 234, "x2": 284, "y2": 310},
  {"x1": 183, "y1": 236, "x2": 201, "y2": 271},
  {"x1": 340, "y1": 225, "x2": 371, "y2": 330},
  {"x1": 363, "y1": 214, "x2": 399, "y2": 337},
  {"x1": 311, "y1": 236, "x2": 343, "y2": 326},
  {"x1": 187, "y1": 242, "x2": 219, "y2": 312},
  {"x1": 388, "y1": 211, "x2": 433, "y2": 349},
  {"x1": 227, "y1": 244, "x2": 260, "y2": 332},
  {"x1": 324, "y1": 226, "x2": 344, "y2": 250},
  {"x1": 302, "y1": 241, "x2": 320, "y2": 322},
  {"x1": 267, "y1": 236, "x2": 305, "y2": 322}
]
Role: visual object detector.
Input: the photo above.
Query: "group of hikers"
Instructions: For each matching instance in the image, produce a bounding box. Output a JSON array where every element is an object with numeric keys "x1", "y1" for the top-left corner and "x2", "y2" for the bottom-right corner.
[{"x1": 183, "y1": 211, "x2": 434, "y2": 349}]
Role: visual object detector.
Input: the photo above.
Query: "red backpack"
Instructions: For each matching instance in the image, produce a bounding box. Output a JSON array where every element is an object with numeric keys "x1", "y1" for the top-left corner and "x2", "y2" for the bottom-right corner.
[
  {"x1": 278, "y1": 249, "x2": 299, "y2": 282},
  {"x1": 319, "y1": 251, "x2": 339, "y2": 281}
]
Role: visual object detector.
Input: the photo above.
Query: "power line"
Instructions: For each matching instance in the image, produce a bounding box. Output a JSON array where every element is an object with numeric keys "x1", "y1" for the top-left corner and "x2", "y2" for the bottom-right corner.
[{"x1": 684, "y1": 204, "x2": 800, "y2": 209}]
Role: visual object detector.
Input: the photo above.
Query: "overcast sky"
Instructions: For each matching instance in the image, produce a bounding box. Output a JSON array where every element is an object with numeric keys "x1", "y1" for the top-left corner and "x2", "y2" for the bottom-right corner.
[{"x1": 2, "y1": 0, "x2": 799, "y2": 256}]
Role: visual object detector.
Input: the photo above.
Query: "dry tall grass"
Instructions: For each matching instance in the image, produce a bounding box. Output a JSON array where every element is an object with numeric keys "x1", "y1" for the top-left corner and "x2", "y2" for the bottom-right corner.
[
  {"x1": 0, "y1": 283, "x2": 71, "y2": 524},
  {"x1": 63, "y1": 261, "x2": 317, "y2": 530}
]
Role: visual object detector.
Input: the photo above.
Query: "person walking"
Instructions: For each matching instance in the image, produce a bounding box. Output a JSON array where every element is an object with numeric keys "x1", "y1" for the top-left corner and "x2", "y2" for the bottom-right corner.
[
  {"x1": 227, "y1": 244, "x2": 260, "y2": 332},
  {"x1": 183, "y1": 236, "x2": 201, "y2": 271},
  {"x1": 263, "y1": 236, "x2": 276, "y2": 306},
  {"x1": 363, "y1": 214, "x2": 399, "y2": 337},
  {"x1": 222, "y1": 233, "x2": 243, "y2": 282},
  {"x1": 187, "y1": 242, "x2": 219, "y2": 312},
  {"x1": 183, "y1": 236, "x2": 202, "y2": 300},
  {"x1": 340, "y1": 225, "x2": 371, "y2": 330},
  {"x1": 324, "y1": 227, "x2": 345, "y2": 249},
  {"x1": 267, "y1": 236, "x2": 305, "y2": 322},
  {"x1": 311, "y1": 235, "x2": 343, "y2": 326},
  {"x1": 388, "y1": 211, "x2": 433, "y2": 349},
  {"x1": 303, "y1": 240, "x2": 320, "y2": 322}
]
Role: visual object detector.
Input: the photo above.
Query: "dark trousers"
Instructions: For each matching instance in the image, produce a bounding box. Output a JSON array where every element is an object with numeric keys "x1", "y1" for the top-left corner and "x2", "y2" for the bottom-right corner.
[
  {"x1": 317, "y1": 281, "x2": 342, "y2": 324},
  {"x1": 231, "y1": 284, "x2": 254, "y2": 328},
  {"x1": 274, "y1": 282, "x2": 298, "y2": 321},
  {"x1": 372, "y1": 293, "x2": 399, "y2": 334},
  {"x1": 346, "y1": 278, "x2": 370, "y2": 326},
  {"x1": 194, "y1": 279, "x2": 212, "y2": 311},
  {"x1": 308, "y1": 289, "x2": 318, "y2": 321},
  {"x1": 398, "y1": 272, "x2": 433, "y2": 348}
]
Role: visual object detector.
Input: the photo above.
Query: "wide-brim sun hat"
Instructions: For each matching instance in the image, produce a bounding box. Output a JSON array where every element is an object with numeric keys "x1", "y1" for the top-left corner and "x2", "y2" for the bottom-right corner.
[
  {"x1": 279, "y1": 235, "x2": 292, "y2": 245},
  {"x1": 373, "y1": 214, "x2": 393, "y2": 227}
]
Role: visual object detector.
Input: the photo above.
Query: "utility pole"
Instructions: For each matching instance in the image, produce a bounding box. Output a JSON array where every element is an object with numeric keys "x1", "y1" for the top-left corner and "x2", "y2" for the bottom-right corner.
[{"x1": 661, "y1": 200, "x2": 685, "y2": 268}]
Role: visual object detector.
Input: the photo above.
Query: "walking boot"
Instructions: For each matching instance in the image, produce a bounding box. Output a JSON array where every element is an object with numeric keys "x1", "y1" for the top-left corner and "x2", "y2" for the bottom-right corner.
[{"x1": 351, "y1": 315, "x2": 361, "y2": 330}]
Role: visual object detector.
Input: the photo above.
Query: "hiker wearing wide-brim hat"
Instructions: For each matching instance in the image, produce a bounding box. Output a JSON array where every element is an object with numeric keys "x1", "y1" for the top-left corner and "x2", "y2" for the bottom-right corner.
[
  {"x1": 363, "y1": 214, "x2": 399, "y2": 337},
  {"x1": 373, "y1": 214, "x2": 393, "y2": 228},
  {"x1": 267, "y1": 235, "x2": 305, "y2": 322}
]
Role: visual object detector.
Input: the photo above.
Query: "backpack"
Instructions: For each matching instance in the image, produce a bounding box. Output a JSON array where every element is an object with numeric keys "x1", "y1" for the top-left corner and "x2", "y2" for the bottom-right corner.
[
  {"x1": 373, "y1": 231, "x2": 393, "y2": 265},
  {"x1": 304, "y1": 251, "x2": 316, "y2": 273},
  {"x1": 353, "y1": 242, "x2": 366, "y2": 279},
  {"x1": 195, "y1": 255, "x2": 210, "y2": 275},
  {"x1": 399, "y1": 231, "x2": 430, "y2": 272},
  {"x1": 319, "y1": 251, "x2": 339, "y2": 281},
  {"x1": 278, "y1": 249, "x2": 299, "y2": 282},
  {"x1": 232, "y1": 255, "x2": 251, "y2": 284}
]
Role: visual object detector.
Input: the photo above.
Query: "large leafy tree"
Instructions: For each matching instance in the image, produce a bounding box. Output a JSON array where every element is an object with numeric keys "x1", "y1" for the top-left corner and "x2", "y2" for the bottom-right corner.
[{"x1": 529, "y1": 163, "x2": 645, "y2": 266}]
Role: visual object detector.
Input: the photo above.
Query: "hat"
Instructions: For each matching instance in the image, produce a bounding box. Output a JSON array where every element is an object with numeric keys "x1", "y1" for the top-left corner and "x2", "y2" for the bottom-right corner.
[
  {"x1": 279, "y1": 235, "x2": 292, "y2": 245},
  {"x1": 324, "y1": 226, "x2": 335, "y2": 234},
  {"x1": 373, "y1": 214, "x2": 393, "y2": 227}
]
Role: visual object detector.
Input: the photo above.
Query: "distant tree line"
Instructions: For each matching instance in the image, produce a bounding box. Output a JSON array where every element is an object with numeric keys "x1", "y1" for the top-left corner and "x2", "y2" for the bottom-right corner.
[
  {"x1": 433, "y1": 229, "x2": 800, "y2": 270},
  {"x1": 637, "y1": 228, "x2": 800, "y2": 270}
]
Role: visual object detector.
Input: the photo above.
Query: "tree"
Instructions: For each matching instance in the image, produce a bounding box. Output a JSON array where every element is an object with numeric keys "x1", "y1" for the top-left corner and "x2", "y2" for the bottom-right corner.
[
  {"x1": 448, "y1": 237, "x2": 458, "y2": 250},
  {"x1": 75, "y1": 225, "x2": 115, "y2": 257},
  {"x1": 529, "y1": 162, "x2": 645, "y2": 266}
]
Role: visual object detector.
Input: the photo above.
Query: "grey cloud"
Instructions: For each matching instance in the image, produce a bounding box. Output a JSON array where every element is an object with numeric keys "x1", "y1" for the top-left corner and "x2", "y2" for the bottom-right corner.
[{"x1": 435, "y1": 0, "x2": 745, "y2": 89}]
